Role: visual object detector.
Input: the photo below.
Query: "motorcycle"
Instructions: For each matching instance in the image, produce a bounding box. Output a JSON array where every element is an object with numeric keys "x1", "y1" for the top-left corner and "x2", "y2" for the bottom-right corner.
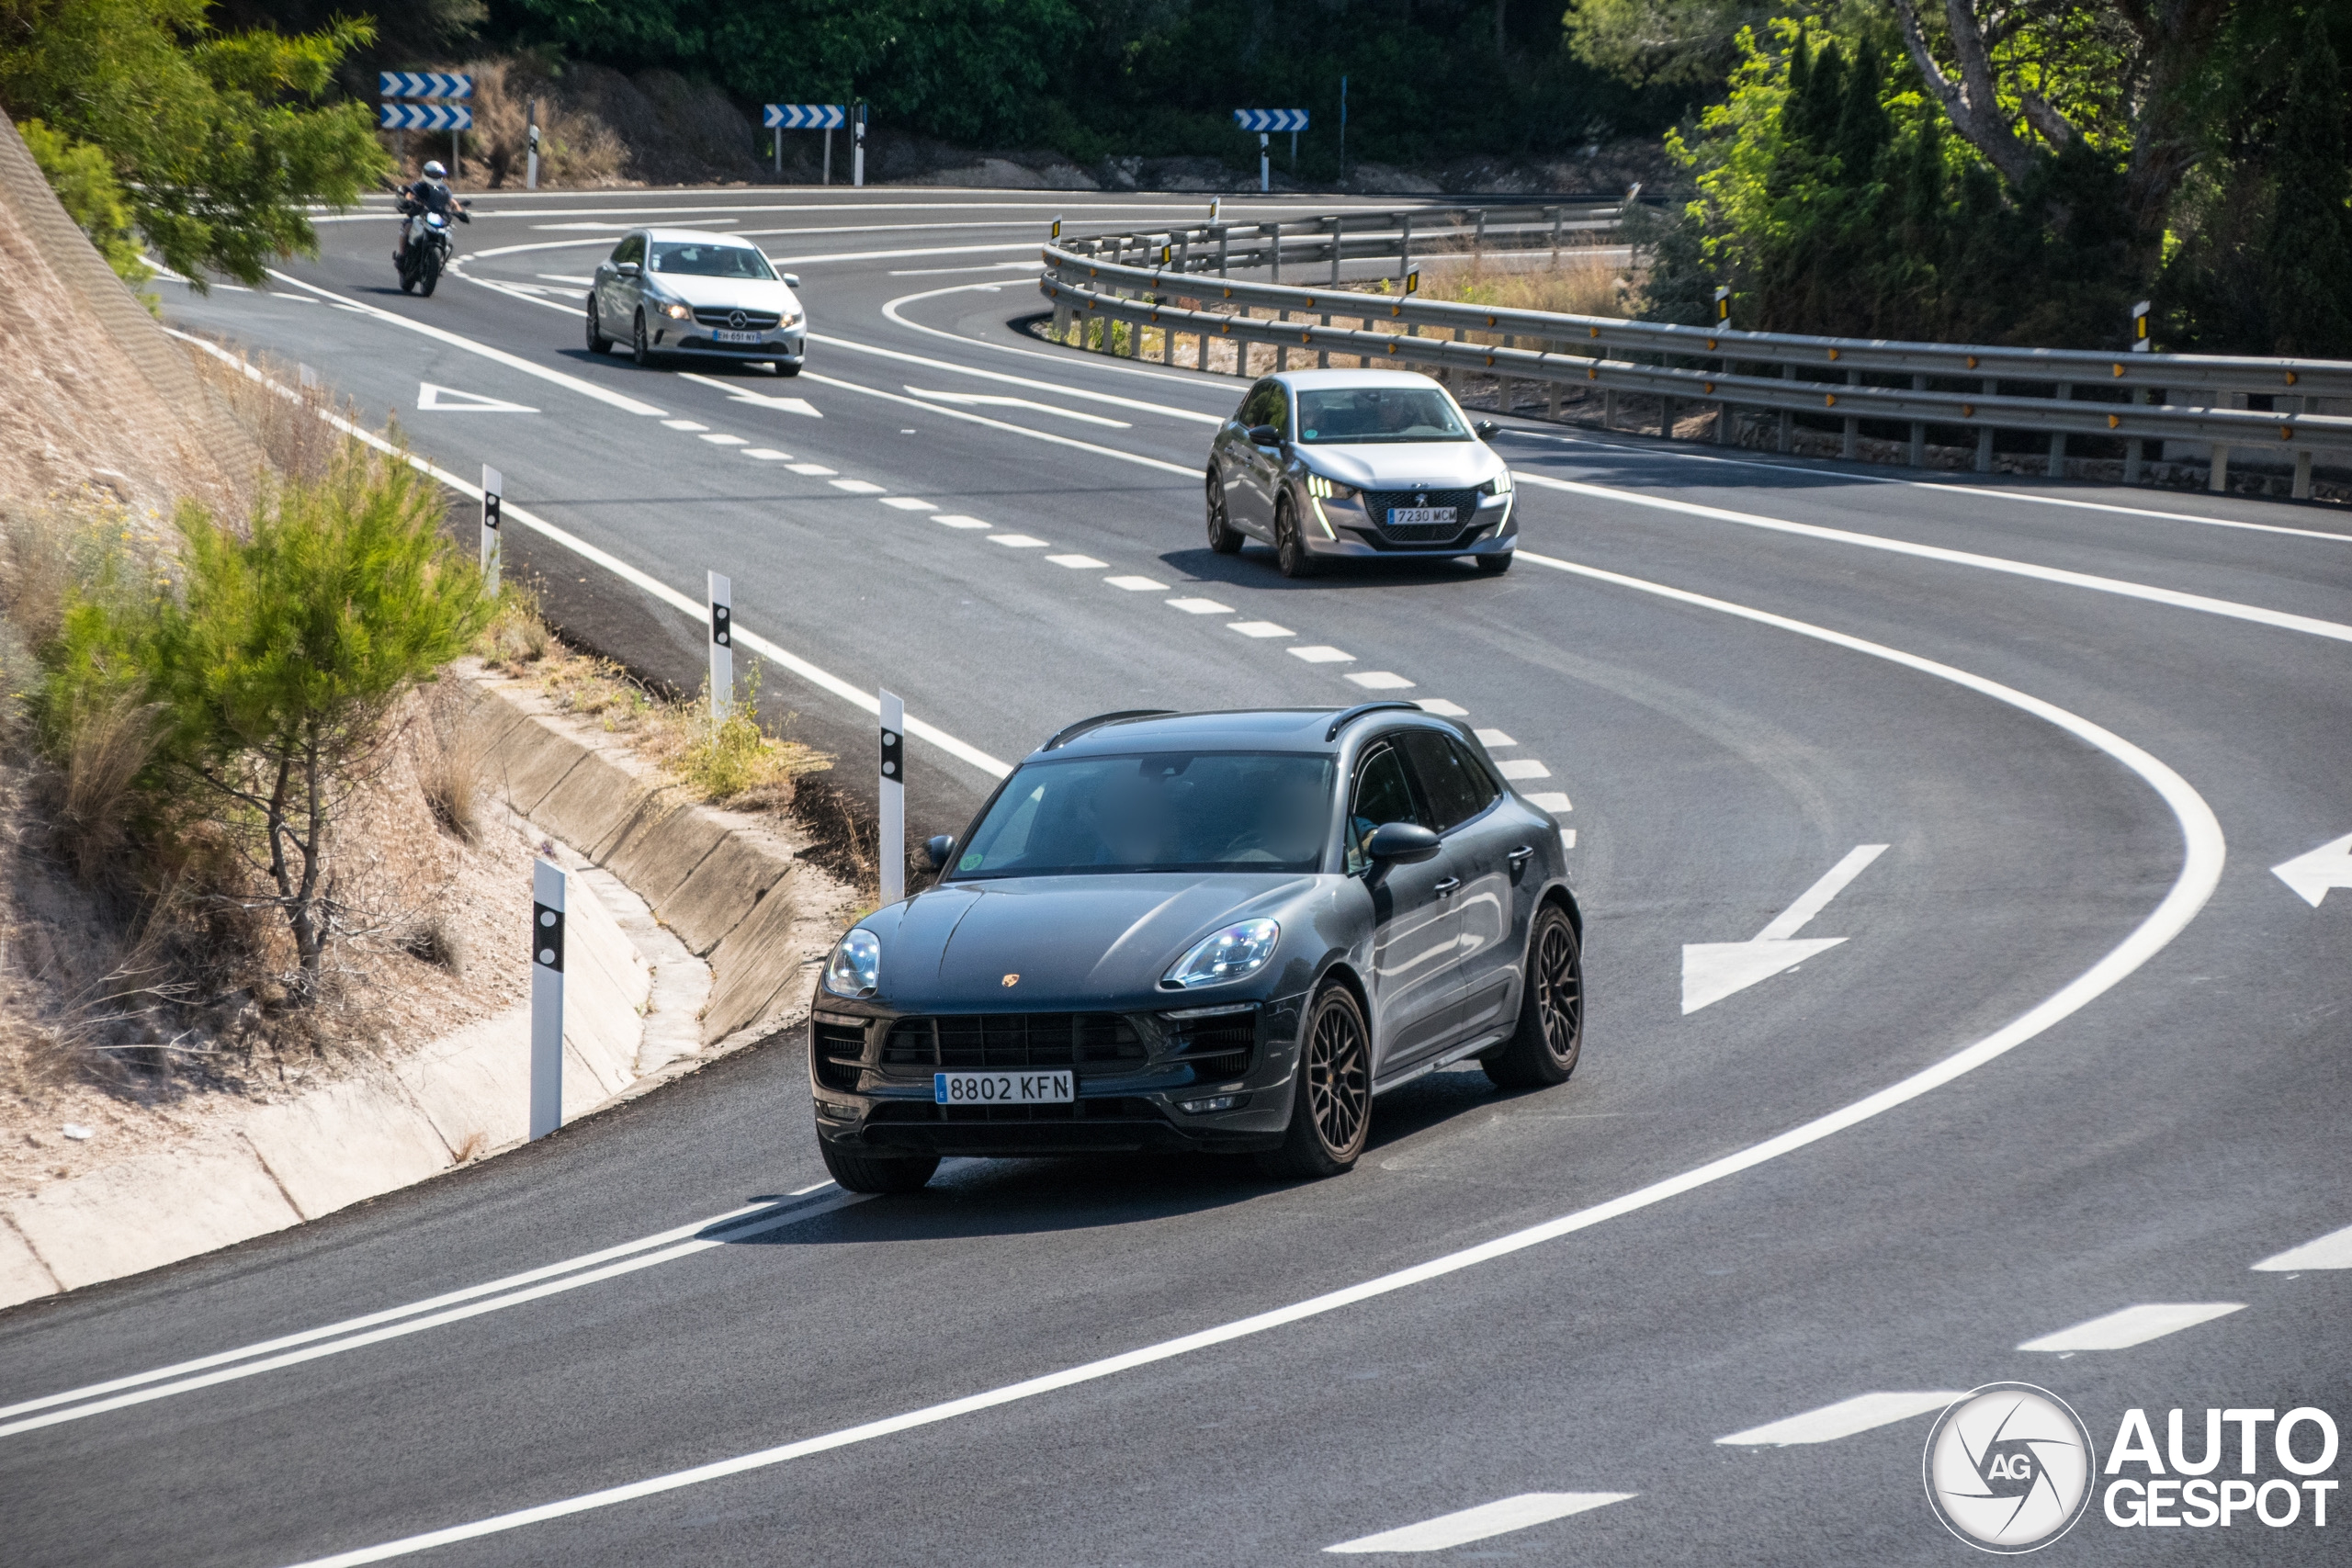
[{"x1": 396, "y1": 199, "x2": 469, "y2": 297}]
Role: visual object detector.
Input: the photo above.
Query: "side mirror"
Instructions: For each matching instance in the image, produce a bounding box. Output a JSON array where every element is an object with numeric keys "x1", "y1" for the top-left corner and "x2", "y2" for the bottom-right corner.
[
  {"x1": 1246, "y1": 423, "x2": 1283, "y2": 447},
  {"x1": 924, "y1": 834, "x2": 956, "y2": 870},
  {"x1": 1364, "y1": 821, "x2": 1441, "y2": 863},
  {"x1": 781, "y1": 272, "x2": 801, "y2": 288},
  {"x1": 616, "y1": 261, "x2": 640, "y2": 277},
  {"x1": 1473, "y1": 419, "x2": 1499, "y2": 440}
]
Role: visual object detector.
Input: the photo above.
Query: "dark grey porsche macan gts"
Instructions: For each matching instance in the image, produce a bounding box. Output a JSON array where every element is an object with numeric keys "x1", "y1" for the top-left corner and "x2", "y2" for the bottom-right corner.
[{"x1": 807, "y1": 703, "x2": 1583, "y2": 1192}]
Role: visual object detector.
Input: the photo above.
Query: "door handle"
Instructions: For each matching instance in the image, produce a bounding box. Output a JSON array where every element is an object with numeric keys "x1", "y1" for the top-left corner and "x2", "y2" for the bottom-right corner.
[
  {"x1": 1433, "y1": 877, "x2": 1461, "y2": 896},
  {"x1": 1508, "y1": 845, "x2": 1535, "y2": 867}
]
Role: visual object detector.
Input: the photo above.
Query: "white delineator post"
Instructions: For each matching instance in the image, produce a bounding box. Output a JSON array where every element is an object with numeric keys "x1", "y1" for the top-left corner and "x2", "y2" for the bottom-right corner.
[
  {"x1": 526, "y1": 103, "x2": 540, "y2": 191},
  {"x1": 529, "y1": 858, "x2": 566, "y2": 1140},
  {"x1": 853, "y1": 104, "x2": 865, "y2": 188},
  {"x1": 707, "y1": 571, "x2": 733, "y2": 719},
  {"x1": 480, "y1": 465, "x2": 502, "y2": 594},
  {"x1": 879, "y1": 688, "x2": 905, "y2": 906},
  {"x1": 1259, "y1": 131, "x2": 1270, "y2": 192}
]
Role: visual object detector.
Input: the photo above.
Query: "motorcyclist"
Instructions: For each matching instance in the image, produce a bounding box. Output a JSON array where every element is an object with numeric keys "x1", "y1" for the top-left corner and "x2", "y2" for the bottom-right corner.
[{"x1": 393, "y1": 161, "x2": 469, "y2": 265}]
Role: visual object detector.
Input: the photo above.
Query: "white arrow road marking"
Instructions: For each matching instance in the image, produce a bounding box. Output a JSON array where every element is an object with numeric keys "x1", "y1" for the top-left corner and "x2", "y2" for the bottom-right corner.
[
  {"x1": 2271, "y1": 832, "x2": 2352, "y2": 907},
  {"x1": 1326, "y1": 1494, "x2": 1635, "y2": 1553},
  {"x1": 2253, "y1": 1222, "x2": 2352, "y2": 1270},
  {"x1": 2016, "y1": 1302, "x2": 2244, "y2": 1352},
  {"x1": 674, "y1": 372, "x2": 821, "y2": 418},
  {"x1": 902, "y1": 386, "x2": 1131, "y2": 427},
  {"x1": 1682, "y1": 843, "x2": 1888, "y2": 1014},
  {"x1": 415, "y1": 382, "x2": 538, "y2": 412},
  {"x1": 1715, "y1": 1391, "x2": 1967, "y2": 1447}
]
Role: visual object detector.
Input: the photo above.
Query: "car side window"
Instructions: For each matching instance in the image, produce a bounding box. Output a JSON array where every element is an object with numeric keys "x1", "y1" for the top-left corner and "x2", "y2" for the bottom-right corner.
[
  {"x1": 1398, "y1": 730, "x2": 1491, "y2": 831},
  {"x1": 614, "y1": 233, "x2": 644, "y2": 266},
  {"x1": 1447, "y1": 736, "x2": 1501, "y2": 818},
  {"x1": 1238, "y1": 379, "x2": 1282, "y2": 432},
  {"x1": 1345, "y1": 742, "x2": 1426, "y2": 873}
]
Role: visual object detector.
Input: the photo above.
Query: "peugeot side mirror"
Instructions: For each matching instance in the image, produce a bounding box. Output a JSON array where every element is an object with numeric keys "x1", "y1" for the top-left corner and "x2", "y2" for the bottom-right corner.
[
  {"x1": 1364, "y1": 821, "x2": 1441, "y2": 863},
  {"x1": 616, "y1": 261, "x2": 639, "y2": 277},
  {"x1": 925, "y1": 834, "x2": 956, "y2": 870},
  {"x1": 1246, "y1": 423, "x2": 1283, "y2": 447},
  {"x1": 1473, "y1": 419, "x2": 1499, "y2": 440},
  {"x1": 781, "y1": 272, "x2": 801, "y2": 288}
]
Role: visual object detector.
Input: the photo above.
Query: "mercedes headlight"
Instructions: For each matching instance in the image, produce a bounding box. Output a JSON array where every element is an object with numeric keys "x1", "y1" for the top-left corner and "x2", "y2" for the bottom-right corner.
[
  {"x1": 1306, "y1": 473, "x2": 1358, "y2": 502},
  {"x1": 1162, "y1": 919, "x2": 1281, "y2": 988},
  {"x1": 1480, "y1": 470, "x2": 1514, "y2": 497},
  {"x1": 822, "y1": 928, "x2": 881, "y2": 997},
  {"x1": 661, "y1": 300, "x2": 692, "y2": 321}
]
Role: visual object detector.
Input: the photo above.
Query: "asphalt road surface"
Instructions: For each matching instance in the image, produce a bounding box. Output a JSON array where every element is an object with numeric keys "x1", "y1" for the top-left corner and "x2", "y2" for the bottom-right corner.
[{"x1": 4, "y1": 187, "x2": 2347, "y2": 1567}]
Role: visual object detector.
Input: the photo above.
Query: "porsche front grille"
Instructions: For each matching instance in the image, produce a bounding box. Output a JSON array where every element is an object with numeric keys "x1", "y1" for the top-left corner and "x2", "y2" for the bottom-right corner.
[{"x1": 880, "y1": 1012, "x2": 1147, "y2": 1073}]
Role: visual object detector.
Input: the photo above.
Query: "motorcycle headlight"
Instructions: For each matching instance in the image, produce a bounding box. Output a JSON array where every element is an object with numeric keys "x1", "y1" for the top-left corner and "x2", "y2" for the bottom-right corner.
[
  {"x1": 822, "y1": 928, "x2": 881, "y2": 997},
  {"x1": 1162, "y1": 919, "x2": 1281, "y2": 988},
  {"x1": 1480, "y1": 470, "x2": 1514, "y2": 497},
  {"x1": 1306, "y1": 473, "x2": 1358, "y2": 502},
  {"x1": 661, "y1": 300, "x2": 693, "y2": 321}
]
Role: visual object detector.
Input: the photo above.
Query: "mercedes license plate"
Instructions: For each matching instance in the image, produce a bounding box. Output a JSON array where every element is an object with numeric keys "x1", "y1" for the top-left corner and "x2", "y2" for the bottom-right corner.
[
  {"x1": 712, "y1": 329, "x2": 763, "y2": 344},
  {"x1": 934, "y1": 1069, "x2": 1074, "y2": 1105},
  {"x1": 1387, "y1": 505, "x2": 1450, "y2": 527}
]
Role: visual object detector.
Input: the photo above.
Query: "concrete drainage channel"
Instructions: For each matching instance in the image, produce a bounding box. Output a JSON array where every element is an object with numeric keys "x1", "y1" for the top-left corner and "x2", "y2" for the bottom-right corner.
[{"x1": 0, "y1": 665, "x2": 858, "y2": 1310}]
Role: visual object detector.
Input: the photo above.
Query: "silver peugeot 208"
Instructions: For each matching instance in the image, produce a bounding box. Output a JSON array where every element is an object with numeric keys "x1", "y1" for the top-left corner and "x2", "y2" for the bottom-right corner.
[
  {"x1": 584, "y1": 227, "x2": 808, "y2": 375},
  {"x1": 1205, "y1": 368, "x2": 1516, "y2": 578}
]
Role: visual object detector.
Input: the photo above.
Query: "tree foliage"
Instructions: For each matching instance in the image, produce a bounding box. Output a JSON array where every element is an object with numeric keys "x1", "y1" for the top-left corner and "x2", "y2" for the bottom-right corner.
[
  {"x1": 0, "y1": 0, "x2": 390, "y2": 286},
  {"x1": 16, "y1": 118, "x2": 153, "y2": 289}
]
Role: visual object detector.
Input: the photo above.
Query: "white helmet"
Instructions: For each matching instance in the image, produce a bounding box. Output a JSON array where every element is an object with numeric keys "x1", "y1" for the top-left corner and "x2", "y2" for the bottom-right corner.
[{"x1": 422, "y1": 160, "x2": 447, "y2": 179}]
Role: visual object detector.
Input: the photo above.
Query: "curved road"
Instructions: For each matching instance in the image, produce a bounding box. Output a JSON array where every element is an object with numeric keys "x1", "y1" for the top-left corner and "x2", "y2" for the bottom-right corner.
[{"x1": 4, "y1": 187, "x2": 2346, "y2": 1565}]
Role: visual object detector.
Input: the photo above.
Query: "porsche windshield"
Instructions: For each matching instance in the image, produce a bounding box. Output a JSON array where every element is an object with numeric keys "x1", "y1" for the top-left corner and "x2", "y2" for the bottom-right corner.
[
  {"x1": 1296, "y1": 386, "x2": 1472, "y2": 444},
  {"x1": 951, "y1": 752, "x2": 1335, "y2": 877}
]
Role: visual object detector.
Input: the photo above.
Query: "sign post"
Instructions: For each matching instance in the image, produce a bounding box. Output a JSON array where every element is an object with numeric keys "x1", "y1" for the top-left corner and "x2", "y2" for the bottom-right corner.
[
  {"x1": 481, "y1": 465, "x2": 502, "y2": 593},
  {"x1": 529, "y1": 859, "x2": 565, "y2": 1141},
  {"x1": 1234, "y1": 110, "x2": 1306, "y2": 193},
  {"x1": 707, "y1": 571, "x2": 732, "y2": 719},
  {"x1": 763, "y1": 105, "x2": 846, "y2": 185},
  {"x1": 879, "y1": 689, "x2": 905, "y2": 906}
]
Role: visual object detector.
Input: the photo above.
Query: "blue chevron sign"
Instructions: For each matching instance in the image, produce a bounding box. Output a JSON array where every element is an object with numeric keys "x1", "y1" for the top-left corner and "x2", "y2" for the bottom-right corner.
[
  {"x1": 379, "y1": 103, "x2": 474, "y2": 131},
  {"x1": 379, "y1": 72, "x2": 472, "y2": 100},
  {"x1": 1234, "y1": 108, "x2": 1308, "y2": 132},
  {"x1": 764, "y1": 103, "x2": 846, "y2": 130}
]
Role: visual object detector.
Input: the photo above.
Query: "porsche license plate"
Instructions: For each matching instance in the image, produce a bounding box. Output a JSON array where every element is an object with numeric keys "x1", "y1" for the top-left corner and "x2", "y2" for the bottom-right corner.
[
  {"x1": 1386, "y1": 505, "x2": 1451, "y2": 527},
  {"x1": 712, "y1": 328, "x2": 764, "y2": 344},
  {"x1": 934, "y1": 1070, "x2": 1074, "y2": 1105}
]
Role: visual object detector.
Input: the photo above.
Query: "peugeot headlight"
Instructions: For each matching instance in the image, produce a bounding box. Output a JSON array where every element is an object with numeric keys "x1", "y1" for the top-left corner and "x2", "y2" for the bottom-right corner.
[
  {"x1": 1306, "y1": 473, "x2": 1358, "y2": 502},
  {"x1": 661, "y1": 300, "x2": 693, "y2": 321},
  {"x1": 822, "y1": 928, "x2": 881, "y2": 997},
  {"x1": 1480, "y1": 469, "x2": 1514, "y2": 497},
  {"x1": 1162, "y1": 919, "x2": 1281, "y2": 988}
]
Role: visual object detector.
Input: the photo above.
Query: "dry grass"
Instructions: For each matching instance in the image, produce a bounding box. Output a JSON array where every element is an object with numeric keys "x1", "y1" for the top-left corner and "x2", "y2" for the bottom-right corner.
[
  {"x1": 446, "y1": 57, "x2": 628, "y2": 189},
  {"x1": 184, "y1": 340, "x2": 355, "y2": 485},
  {"x1": 46, "y1": 687, "x2": 164, "y2": 886},
  {"x1": 413, "y1": 678, "x2": 488, "y2": 842},
  {"x1": 1407, "y1": 248, "x2": 1637, "y2": 320}
]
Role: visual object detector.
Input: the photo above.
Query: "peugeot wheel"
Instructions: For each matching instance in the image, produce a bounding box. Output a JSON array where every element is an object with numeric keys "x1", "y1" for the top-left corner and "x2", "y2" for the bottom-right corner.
[
  {"x1": 1261, "y1": 984, "x2": 1371, "y2": 1179},
  {"x1": 819, "y1": 1138, "x2": 939, "y2": 1194},
  {"x1": 1274, "y1": 495, "x2": 1319, "y2": 579},
  {"x1": 1484, "y1": 905, "x2": 1583, "y2": 1089},
  {"x1": 585, "y1": 299, "x2": 612, "y2": 354},
  {"x1": 1206, "y1": 470, "x2": 1244, "y2": 554},
  {"x1": 632, "y1": 310, "x2": 658, "y2": 368}
]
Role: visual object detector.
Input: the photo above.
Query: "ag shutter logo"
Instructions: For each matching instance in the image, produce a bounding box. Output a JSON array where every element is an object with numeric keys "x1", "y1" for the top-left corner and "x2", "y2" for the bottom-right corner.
[{"x1": 1924, "y1": 1383, "x2": 2097, "y2": 1552}]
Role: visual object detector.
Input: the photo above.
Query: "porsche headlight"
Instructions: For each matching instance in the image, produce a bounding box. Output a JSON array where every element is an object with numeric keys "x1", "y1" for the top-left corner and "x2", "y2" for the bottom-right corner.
[
  {"x1": 661, "y1": 300, "x2": 693, "y2": 321},
  {"x1": 1306, "y1": 473, "x2": 1358, "y2": 502},
  {"x1": 1480, "y1": 469, "x2": 1514, "y2": 497},
  {"x1": 1162, "y1": 919, "x2": 1281, "y2": 988},
  {"x1": 822, "y1": 928, "x2": 881, "y2": 997}
]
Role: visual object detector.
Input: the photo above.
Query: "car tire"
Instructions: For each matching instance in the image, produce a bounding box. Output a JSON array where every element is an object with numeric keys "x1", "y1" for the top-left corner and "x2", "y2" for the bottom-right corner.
[
  {"x1": 1475, "y1": 550, "x2": 1515, "y2": 575},
  {"x1": 632, "y1": 310, "x2": 659, "y2": 368},
  {"x1": 773, "y1": 359, "x2": 800, "y2": 377},
  {"x1": 1483, "y1": 904, "x2": 1583, "y2": 1089},
  {"x1": 1259, "y1": 984, "x2": 1371, "y2": 1179},
  {"x1": 1205, "y1": 470, "x2": 1244, "y2": 554},
  {"x1": 585, "y1": 299, "x2": 612, "y2": 354},
  {"x1": 1274, "y1": 495, "x2": 1319, "y2": 579},
  {"x1": 819, "y1": 1138, "x2": 940, "y2": 1194}
]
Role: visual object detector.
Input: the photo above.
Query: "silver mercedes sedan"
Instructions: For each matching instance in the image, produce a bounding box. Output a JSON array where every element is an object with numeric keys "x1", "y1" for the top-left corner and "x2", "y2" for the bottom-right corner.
[
  {"x1": 1206, "y1": 369, "x2": 1515, "y2": 577},
  {"x1": 584, "y1": 228, "x2": 807, "y2": 375}
]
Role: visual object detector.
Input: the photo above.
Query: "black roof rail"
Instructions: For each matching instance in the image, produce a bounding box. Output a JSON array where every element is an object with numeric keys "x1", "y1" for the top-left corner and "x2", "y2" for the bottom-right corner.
[
  {"x1": 1324, "y1": 701, "x2": 1423, "y2": 741},
  {"x1": 1042, "y1": 708, "x2": 1178, "y2": 750}
]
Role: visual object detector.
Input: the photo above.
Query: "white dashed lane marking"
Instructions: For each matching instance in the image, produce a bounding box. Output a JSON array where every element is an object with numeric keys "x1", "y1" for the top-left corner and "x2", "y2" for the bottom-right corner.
[
  {"x1": 741, "y1": 448, "x2": 791, "y2": 460},
  {"x1": 830, "y1": 479, "x2": 886, "y2": 494},
  {"x1": 1046, "y1": 555, "x2": 1107, "y2": 570},
  {"x1": 1498, "y1": 759, "x2": 1551, "y2": 780},
  {"x1": 786, "y1": 463, "x2": 836, "y2": 476},
  {"x1": 1288, "y1": 646, "x2": 1353, "y2": 663},
  {"x1": 1326, "y1": 1493, "x2": 1635, "y2": 1554},
  {"x1": 1167, "y1": 597, "x2": 1233, "y2": 615},
  {"x1": 699, "y1": 434, "x2": 746, "y2": 446},
  {"x1": 1345, "y1": 671, "x2": 1415, "y2": 690},
  {"x1": 933, "y1": 515, "x2": 991, "y2": 530},
  {"x1": 2254, "y1": 1222, "x2": 2352, "y2": 1270},
  {"x1": 2016, "y1": 1303, "x2": 2245, "y2": 1352},
  {"x1": 1476, "y1": 728, "x2": 1516, "y2": 747},
  {"x1": 661, "y1": 419, "x2": 707, "y2": 431},
  {"x1": 1227, "y1": 621, "x2": 1294, "y2": 638},
  {"x1": 1419, "y1": 699, "x2": 1468, "y2": 716},
  {"x1": 1715, "y1": 1392, "x2": 1964, "y2": 1447},
  {"x1": 1524, "y1": 793, "x2": 1571, "y2": 813},
  {"x1": 1104, "y1": 575, "x2": 1167, "y2": 592},
  {"x1": 879, "y1": 497, "x2": 935, "y2": 512},
  {"x1": 989, "y1": 534, "x2": 1050, "y2": 548}
]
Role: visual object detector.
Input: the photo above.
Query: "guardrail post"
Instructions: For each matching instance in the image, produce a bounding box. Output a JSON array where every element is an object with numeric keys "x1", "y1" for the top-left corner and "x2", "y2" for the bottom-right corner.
[
  {"x1": 1318, "y1": 310, "x2": 1331, "y2": 369},
  {"x1": 1216, "y1": 225, "x2": 1228, "y2": 277},
  {"x1": 1399, "y1": 213, "x2": 1413, "y2": 288},
  {"x1": 1779, "y1": 365, "x2": 1794, "y2": 452},
  {"x1": 2049, "y1": 384, "x2": 2070, "y2": 477},
  {"x1": 1662, "y1": 393, "x2": 1676, "y2": 441},
  {"x1": 1604, "y1": 388, "x2": 1618, "y2": 429},
  {"x1": 1976, "y1": 378, "x2": 1996, "y2": 472},
  {"x1": 1717, "y1": 392, "x2": 1734, "y2": 446},
  {"x1": 1329, "y1": 215, "x2": 1344, "y2": 285},
  {"x1": 1267, "y1": 221, "x2": 1282, "y2": 285},
  {"x1": 1550, "y1": 347, "x2": 1564, "y2": 420},
  {"x1": 1841, "y1": 369, "x2": 1861, "y2": 459},
  {"x1": 1551, "y1": 206, "x2": 1563, "y2": 265},
  {"x1": 2293, "y1": 447, "x2": 2313, "y2": 500},
  {"x1": 1474, "y1": 209, "x2": 1487, "y2": 257},
  {"x1": 2210, "y1": 442, "x2": 2230, "y2": 493},
  {"x1": 1909, "y1": 376, "x2": 1927, "y2": 467},
  {"x1": 2124, "y1": 387, "x2": 2146, "y2": 483}
]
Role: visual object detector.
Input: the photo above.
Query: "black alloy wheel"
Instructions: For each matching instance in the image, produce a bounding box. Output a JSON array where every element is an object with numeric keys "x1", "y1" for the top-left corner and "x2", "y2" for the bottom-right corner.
[
  {"x1": 1206, "y1": 470, "x2": 1244, "y2": 553},
  {"x1": 585, "y1": 299, "x2": 612, "y2": 354},
  {"x1": 818, "y1": 1137, "x2": 939, "y2": 1193},
  {"x1": 1274, "y1": 494, "x2": 1319, "y2": 579},
  {"x1": 1484, "y1": 904, "x2": 1583, "y2": 1088},
  {"x1": 1261, "y1": 985, "x2": 1371, "y2": 1178}
]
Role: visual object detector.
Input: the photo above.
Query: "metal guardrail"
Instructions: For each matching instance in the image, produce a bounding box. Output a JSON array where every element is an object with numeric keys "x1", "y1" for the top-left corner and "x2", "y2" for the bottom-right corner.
[{"x1": 1040, "y1": 211, "x2": 2352, "y2": 497}]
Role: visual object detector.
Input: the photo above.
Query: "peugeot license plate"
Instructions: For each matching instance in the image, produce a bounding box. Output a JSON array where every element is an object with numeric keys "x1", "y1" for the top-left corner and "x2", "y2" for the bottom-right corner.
[
  {"x1": 934, "y1": 1070, "x2": 1074, "y2": 1105},
  {"x1": 1387, "y1": 505, "x2": 1450, "y2": 527},
  {"x1": 712, "y1": 329, "x2": 763, "y2": 344}
]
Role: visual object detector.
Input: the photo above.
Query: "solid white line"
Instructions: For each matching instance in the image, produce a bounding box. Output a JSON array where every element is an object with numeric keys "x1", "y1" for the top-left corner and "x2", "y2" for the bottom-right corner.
[
  {"x1": 1516, "y1": 473, "x2": 2352, "y2": 643},
  {"x1": 1715, "y1": 1391, "x2": 1965, "y2": 1447},
  {"x1": 902, "y1": 386, "x2": 1132, "y2": 428},
  {"x1": 2016, "y1": 1302, "x2": 2245, "y2": 1352},
  {"x1": 809, "y1": 327, "x2": 1222, "y2": 423},
  {"x1": 764, "y1": 241, "x2": 1041, "y2": 266},
  {"x1": 2253, "y1": 1222, "x2": 2352, "y2": 1270},
  {"x1": 259, "y1": 270, "x2": 667, "y2": 418},
  {"x1": 1326, "y1": 1493, "x2": 1635, "y2": 1553},
  {"x1": 881, "y1": 280, "x2": 1232, "y2": 389},
  {"x1": 1755, "y1": 844, "x2": 1889, "y2": 941},
  {"x1": 277, "y1": 551, "x2": 2223, "y2": 1568},
  {"x1": 797, "y1": 370, "x2": 1197, "y2": 477},
  {"x1": 165, "y1": 332, "x2": 1012, "y2": 782}
]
